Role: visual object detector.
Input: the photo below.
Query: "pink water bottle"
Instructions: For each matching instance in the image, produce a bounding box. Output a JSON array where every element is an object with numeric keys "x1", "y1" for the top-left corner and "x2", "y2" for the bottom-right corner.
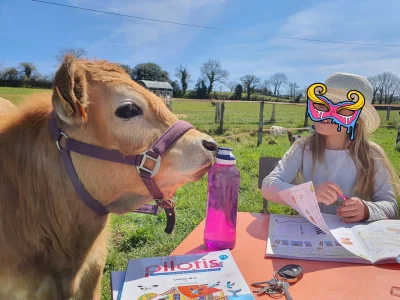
[{"x1": 204, "y1": 147, "x2": 240, "y2": 250}]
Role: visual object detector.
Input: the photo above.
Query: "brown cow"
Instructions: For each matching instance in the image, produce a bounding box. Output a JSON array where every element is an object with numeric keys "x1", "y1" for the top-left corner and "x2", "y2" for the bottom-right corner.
[{"x1": 0, "y1": 55, "x2": 217, "y2": 299}]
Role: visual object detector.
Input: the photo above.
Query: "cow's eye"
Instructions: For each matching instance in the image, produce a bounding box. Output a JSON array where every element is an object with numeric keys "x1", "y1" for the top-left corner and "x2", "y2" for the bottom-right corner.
[{"x1": 115, "y1": 103, "x2": 143, "y2": 119}]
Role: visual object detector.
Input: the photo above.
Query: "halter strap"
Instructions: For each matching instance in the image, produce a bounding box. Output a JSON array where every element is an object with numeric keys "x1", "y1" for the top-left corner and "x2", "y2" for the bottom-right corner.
[{"x1": 49, "y1": 111, "x2": 194, "y2": 234}]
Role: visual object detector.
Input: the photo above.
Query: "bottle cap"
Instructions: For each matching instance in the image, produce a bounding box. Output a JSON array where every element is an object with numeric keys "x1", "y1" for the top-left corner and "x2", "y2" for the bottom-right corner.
[{"x1": 216, "y1": 147, "x2": 236, "y2": 165}]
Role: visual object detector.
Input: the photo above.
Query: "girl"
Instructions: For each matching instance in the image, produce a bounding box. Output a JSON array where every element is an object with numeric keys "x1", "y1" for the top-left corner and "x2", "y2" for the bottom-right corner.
[{"x1": 262, "y1": 72, "x2": 400, "y2": 222}]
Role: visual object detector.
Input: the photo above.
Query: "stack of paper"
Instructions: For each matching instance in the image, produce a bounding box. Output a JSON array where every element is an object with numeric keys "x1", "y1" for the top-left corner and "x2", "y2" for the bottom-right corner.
[{"x1": 110, "y1": 249, "x2": 255, "y2": 300}]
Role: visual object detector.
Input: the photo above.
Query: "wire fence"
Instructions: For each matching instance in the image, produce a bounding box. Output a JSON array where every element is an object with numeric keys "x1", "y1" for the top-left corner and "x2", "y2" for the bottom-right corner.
[{"x1": 165, "y1": 98, "x2": 400, "y2": 145}]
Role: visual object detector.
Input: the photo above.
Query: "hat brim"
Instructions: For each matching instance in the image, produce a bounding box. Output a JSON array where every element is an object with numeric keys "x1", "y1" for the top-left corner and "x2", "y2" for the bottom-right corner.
[{"x1": 323, "y1": 91, "x2": 381, "y2": 135}]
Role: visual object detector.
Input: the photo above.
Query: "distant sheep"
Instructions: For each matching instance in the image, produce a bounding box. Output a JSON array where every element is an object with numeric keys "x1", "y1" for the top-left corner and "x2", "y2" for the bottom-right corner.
[{"x1": 270, "y1": 126, "x2": 287, "y2": 137}]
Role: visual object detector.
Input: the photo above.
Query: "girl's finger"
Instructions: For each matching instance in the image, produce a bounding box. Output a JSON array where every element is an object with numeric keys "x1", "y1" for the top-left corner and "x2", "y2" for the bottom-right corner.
[
  {"x1": 326, "y1": 182, "x2": 344, "y2": 195},
  {"x1": 337, "y1": 209, "x2": 358, "y2": 218},
  {"x1": 341, "y1": 215, "x2": 362, "y2": 223},
  {"x1": 324, "y1": 186, "x2": 338, "y2": 199},
  {"x1": 340, "y1": 198, "x2": 357, "y2": 206},
  {"x1": 337, "y1": 203, "x2": 357, "y2": 213},
  {"x1": 324, "y1": 190, "x2": 338, "y2": 204},
  {"x1": 319, "y1": 195, "x2": 331, "y2": 205}
]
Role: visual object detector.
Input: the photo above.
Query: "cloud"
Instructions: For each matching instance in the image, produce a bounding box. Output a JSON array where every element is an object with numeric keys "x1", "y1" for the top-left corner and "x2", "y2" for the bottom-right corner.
[
  {"x1": 62, "y1": 0, "x2": 400, "y2": 91},
  {"x1": 82, "y1": 0, "x2": 226, "y2": 65},
  {"x1": 277, "y1": 2, "x2": 339, "y2": 40},
  {"x1": 218, "y1": 0, "x2": 400, "y2": 89}
]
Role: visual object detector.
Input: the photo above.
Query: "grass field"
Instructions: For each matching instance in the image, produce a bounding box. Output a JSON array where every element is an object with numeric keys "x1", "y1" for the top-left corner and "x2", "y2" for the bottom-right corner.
[
  {"x1": 0, "y1": 87, "x2": 51, "y2": 105},
  {"x1": 1, "y1": 87, "x2": 399, "y2": 300}
]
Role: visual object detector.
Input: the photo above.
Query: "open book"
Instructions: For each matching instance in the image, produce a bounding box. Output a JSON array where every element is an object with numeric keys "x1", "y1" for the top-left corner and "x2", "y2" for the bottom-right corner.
[
  {"x1": 115, "y1": 249, "x2": 255, "y2": 300},
  {"x1": 265, "y1": 181, "x2": 400, "y2": 264}
]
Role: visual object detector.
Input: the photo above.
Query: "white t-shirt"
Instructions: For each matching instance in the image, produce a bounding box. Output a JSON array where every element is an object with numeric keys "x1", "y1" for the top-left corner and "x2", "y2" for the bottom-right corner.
[{"x1": 261, "y1": 139, "x2": 398, "y2": 222}]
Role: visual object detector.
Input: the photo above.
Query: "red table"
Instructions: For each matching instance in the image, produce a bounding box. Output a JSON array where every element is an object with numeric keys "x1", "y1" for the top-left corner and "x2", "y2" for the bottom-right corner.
[{"x1": 171, "y1": 212, "x2": 400, "y2": 300}]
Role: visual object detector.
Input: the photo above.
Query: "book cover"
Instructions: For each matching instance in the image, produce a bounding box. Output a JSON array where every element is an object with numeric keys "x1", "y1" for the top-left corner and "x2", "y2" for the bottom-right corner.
[
  {"x1": 118, "y1": 249, "x2": 254, "y2": 300},
  {"x1": 111, "y1": 271, "x2": 126, "y2": 300}
]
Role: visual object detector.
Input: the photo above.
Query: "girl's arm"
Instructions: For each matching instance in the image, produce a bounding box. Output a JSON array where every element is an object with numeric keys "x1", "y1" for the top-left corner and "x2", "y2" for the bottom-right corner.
[
  {"x1": 362, "y1": 159, "x2": 399, "y2": 221},
  {"x1": 261, "y1": 141, "x2": 304, "y2": 205}
]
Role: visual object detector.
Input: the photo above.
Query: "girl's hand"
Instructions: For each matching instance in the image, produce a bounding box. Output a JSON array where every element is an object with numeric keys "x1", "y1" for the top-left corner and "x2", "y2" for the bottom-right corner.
[
  {"x1": 315, "y1": 182, "x2": 343, "y2": 205},
  {"x1": 337, "y1": 197, "x2": 369, "y2": 223}
]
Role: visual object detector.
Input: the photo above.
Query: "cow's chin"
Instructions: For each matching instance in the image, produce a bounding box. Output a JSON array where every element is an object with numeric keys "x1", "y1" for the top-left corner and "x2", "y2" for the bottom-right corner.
[
  {"x1": 157, "y1": 163, "x2": 212, "y2": 197},
  {"x1": 188, "y1": 163, "x2": 213, "y2": 181}
]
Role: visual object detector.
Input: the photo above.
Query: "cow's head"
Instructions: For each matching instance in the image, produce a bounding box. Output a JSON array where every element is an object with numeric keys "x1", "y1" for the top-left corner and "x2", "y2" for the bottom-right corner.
[{"x1": 52, "y1": 55, "x2": 217, "y2": 213}]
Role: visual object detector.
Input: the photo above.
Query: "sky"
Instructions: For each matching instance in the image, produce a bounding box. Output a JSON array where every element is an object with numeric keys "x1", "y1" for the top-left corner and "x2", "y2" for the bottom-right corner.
[{"x1": 1, "y1": 0, "x2": 400, "y2": 92}]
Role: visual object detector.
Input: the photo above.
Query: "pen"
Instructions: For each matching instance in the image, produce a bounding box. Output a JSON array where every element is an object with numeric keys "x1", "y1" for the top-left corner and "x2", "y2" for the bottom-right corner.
[{"x1": 334, "y1": 194, "x2": 348, "y2": 206}]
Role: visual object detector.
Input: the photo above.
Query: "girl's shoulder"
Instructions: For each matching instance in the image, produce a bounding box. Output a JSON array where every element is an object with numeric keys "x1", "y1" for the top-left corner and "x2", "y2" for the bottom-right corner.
[
  {"x1": 283, "y1": 137, "x2": 310, "y2": 161},
  {"x1": 288, "y1": 137, "x2": 310, "y2": 153}
]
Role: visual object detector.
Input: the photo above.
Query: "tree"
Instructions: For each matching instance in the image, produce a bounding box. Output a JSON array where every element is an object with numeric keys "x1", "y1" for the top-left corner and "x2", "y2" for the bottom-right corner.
[
  {"x1": 288, "y1": 81, "x2": 300, "y2": 98},
  {"x1": 367, "y1": 75, "x2": 381, "y2": 104},
  {"x1": 0, "y1": 62, "x2": 4, "y2": 78},
  {"x1": 119, "y1": 64, "x2": 133, "y2": 77},
  {"x1": 200, "y1": 59, "x2": 229, "y2": 98},
  {"x1": 175, "y1": 65, "x2": 191, "y2": 97},
  {"x1": 226, "y1": 81, "x2": 238, "y2": 92},
  {"x1": 1, "y1": 67, "x2": 19, "y2": 80},
  {"x1": 374, "y1": 72, "x2": 399, "y2": 104},
  {"x1": 19, "y1": 62, "x2": 37, "y2": 79},
  {"x1": 269, "y1": 73, "x2": 288, "y2": 96},
  {"x1": 259, "y1": 79, "x2": 271, "y2": 95},
  {"x1": 240, "y1": 74, "x2": 261, "y2": 99},
  {"x1": 233, "y1": 83, "x2": 243, "y2": 100},
  {"x1": 56, "y1": 47, "x2": 87, "y2": 63},
  {"x1": 132, "y1": 62, "x2": 170, "y2": 82},
  {"x1": 171, "y1": 80, "x2": 182, "y2": 98},
  {"x1": 194, "y1": 78, "x2": 208, "y2": 99}
]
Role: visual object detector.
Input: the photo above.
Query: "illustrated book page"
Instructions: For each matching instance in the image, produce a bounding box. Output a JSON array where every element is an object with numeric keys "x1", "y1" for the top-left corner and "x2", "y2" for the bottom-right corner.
[
  {"x1": 348, "y1": 219, "x2": 400, "y2": 263},
  {"x1": 118, "y1": 249, "x2": 255, "y2": 300}
]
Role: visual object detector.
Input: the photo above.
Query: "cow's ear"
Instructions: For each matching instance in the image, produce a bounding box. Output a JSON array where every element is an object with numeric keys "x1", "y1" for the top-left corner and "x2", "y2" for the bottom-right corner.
[{"x1": 52, "y1": 54, "x2": 88, "y2": 126}]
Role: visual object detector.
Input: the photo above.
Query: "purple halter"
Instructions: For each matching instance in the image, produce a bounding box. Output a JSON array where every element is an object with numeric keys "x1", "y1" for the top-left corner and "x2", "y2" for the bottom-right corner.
[{"x1": 49, "y1": 111, "x2": 194, "y2": 234}]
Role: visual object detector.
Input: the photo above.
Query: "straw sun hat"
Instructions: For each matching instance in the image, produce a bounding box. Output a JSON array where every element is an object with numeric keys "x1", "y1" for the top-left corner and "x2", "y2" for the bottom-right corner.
[{"x1": 320, "y1": 72, "x2": 381, "y2": 134}]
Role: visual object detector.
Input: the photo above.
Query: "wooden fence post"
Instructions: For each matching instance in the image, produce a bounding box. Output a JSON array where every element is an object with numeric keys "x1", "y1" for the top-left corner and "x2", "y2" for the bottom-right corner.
[
  {"x1": 215, "y1": 102, "x2": 221, "y2": 123},
  {"x1": 303, "y1": 106, "x2": 309, "y2": 127},
  {"x1": 218, "y1": 101, "x2": 225, "y2": 134},
  {"x1": 167, "y1": 99, "x2": 172, "y2": 111},
  {"x1": 386, "y1": 105, "x2": 391, "y2": 121},
  {"x1": 269, "y1": 103, "x2": 276, "y2": 123},
  {"x1": 258, "y1": 100, "x2": 264, "y2": 146}
]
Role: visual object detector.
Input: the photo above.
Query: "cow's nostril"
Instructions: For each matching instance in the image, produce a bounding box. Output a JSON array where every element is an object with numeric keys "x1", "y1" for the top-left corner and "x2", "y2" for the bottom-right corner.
[{"x1": 202, "y1": 139, "x2": 218, "y2": 152}]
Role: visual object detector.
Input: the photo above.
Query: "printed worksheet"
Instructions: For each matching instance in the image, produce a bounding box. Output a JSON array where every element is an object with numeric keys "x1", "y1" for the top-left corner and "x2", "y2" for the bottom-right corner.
[
  {"x1": 265, "y1": 214, "x2": 367, "y2": 263},
  {"x1": 278, "y1": 181, "x2": 332, "y2": 236}
]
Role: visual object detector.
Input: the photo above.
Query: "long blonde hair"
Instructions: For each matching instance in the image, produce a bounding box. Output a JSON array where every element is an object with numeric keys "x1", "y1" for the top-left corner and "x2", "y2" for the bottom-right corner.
[{"x1": 295, "y1": 119, "x2": 400, "y2": 200}]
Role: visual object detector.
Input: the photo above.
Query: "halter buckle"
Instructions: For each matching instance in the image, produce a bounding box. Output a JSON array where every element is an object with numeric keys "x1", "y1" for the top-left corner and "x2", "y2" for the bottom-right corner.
[
  {"x1": 56, "y1": 132, "x2": 69, "y2": 151},
  {"x1": 155, "y1": 198, "x2": 176, "y2": 209},
  {"x1": 136, "y1": 150, "x2": 161, "y2": 177}
]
